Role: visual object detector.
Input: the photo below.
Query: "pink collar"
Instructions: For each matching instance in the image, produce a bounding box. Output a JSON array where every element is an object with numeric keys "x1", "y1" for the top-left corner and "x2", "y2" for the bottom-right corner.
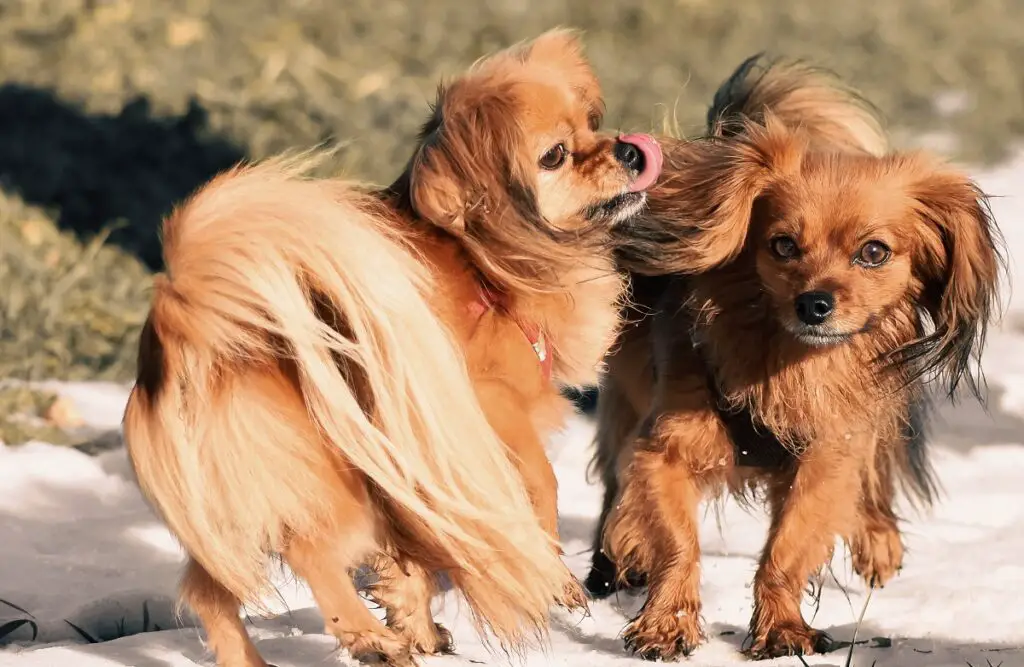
[{"x1": 468, "y1": 285, "x2": 552, "y2": 382}]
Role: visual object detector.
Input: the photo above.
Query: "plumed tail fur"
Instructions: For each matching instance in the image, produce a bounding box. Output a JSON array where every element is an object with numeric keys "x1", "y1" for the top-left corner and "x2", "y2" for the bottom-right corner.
[
  {"x1": 707, "y1": 53, "x2": 888, "y2": 156},
  {"x1": 123, "y1": 153, "x2": 575, "y2": 649}
]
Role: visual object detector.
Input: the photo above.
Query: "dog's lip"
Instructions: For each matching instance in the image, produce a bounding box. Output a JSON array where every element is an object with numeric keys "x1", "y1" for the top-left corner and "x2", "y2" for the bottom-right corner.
[
  {"x1": 796, "y1": 331, "x2": 851, "y2": 346},
  {"x1": 790, "y1": 324, "x2": 861, "y2": 347},
  {"x1": 619, "y1": 133, "x2": 663, "y2": 193},
  {"x1": 582, "y1": 191, "x2": 645, "y2": 221},
  {"x1": 602, "y1": 191, "x2": 643, "y2": 209},
  {"x1": 788, "y1": 318, "x2": 874, "y2": 347}
]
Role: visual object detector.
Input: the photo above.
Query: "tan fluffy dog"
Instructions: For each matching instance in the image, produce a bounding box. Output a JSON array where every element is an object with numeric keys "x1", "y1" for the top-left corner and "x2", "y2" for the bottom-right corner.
[
  {"x1": 587, "y1": 55, "x2": 1002, "y2": 661},
  {"x1": 123, "y1": 29, "x2": 663, "y2": 667}
]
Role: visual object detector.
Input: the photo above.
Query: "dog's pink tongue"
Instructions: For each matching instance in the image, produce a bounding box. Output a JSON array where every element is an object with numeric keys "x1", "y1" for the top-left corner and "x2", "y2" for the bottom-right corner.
[{"x1": 619, "y1": 133, "x2": 664, "y2": 193}]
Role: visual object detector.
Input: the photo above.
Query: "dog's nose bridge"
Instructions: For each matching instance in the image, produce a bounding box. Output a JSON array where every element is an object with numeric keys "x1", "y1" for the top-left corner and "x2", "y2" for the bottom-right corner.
[{"x1": 799, "y1": 272, "x2": 844, "y2": 297}]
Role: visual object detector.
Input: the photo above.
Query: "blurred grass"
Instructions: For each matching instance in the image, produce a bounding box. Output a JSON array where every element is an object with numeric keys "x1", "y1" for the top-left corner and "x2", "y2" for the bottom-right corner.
[{"x1": 1, "y1": 0, "x2": 1023, "y2": 442}]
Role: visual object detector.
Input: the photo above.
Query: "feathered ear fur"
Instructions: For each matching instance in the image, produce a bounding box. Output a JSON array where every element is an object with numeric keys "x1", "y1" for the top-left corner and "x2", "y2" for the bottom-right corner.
[
  {"x1": 405, "y1": 86, "x2": 536, "y2": 234},
  {"x1": 893, "y1": 155, "x2": 1004, "y2": 399},
  {"x1": 406, "y1": 102, "x2": 466, "y2": 231},
  {"x1": 619, "y1": 115, "x2": 804, "y2": 275}
]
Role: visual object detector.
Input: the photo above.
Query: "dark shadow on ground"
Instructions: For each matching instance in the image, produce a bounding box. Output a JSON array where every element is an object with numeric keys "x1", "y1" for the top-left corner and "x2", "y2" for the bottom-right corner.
[
  {"x1": 0, "y1": 84, "x2": 245, "y2": 270},
  {"x1": 0, "y1": 479, "x2": 190, "y2": 649}
]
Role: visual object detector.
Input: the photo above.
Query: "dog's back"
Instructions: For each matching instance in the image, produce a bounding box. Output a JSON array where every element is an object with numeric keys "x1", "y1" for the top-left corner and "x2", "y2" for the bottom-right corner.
[
  {"x1": 707, "y1": 53, "x2": 888, "y2": 156},
  {"x1": 124, "y1": 153, "x2": 578, "y2": 652}
]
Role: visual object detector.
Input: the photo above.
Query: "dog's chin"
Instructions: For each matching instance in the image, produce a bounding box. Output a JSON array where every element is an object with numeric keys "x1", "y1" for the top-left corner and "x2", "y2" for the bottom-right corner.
[
  {"x1": 785, "y1": 324, "x2": 855, "y2": 348},
  {"x1": 583, "y1": 191, "x2": 648, "y2": 226}
]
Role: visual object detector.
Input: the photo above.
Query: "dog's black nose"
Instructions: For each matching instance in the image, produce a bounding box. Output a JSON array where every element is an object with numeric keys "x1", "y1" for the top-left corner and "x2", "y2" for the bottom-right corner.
[
  {"x1": 614, "y1": 140, "x2": 645, "y2": 172},
  {"x1": 794, "y1": 291, "x2": 835, "y2": 325}
]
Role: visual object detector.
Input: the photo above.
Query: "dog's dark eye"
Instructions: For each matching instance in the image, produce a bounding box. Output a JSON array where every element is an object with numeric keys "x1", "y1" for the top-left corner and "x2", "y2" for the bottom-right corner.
[
  {"x1": 769, "y1": 235, "x2": 800, "y2": 260},
  {"x1": 855, "y1": 240, "x2": 891, "y2": 267},
  {"x1": 539, "y1": 143, "x2": 568, "y2": 170}
]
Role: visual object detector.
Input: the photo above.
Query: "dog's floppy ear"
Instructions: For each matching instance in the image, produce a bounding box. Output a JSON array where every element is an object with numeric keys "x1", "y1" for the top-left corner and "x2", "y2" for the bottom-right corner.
[
  {"x1": 621, "y1": 115, "x2": 801, "y2": 275},
  {"x1": 405, "y1": 83, "x2": 538, "y2": 235},
  {"x1": 899, "y1": 159, "x2": 1003, "y2": 399},
  {"x1": 409, "y1": 146, "x2": 466, "y2": 232},
  {"x1": 406, "y1": 95, "x2": 468, "y2": 232}
]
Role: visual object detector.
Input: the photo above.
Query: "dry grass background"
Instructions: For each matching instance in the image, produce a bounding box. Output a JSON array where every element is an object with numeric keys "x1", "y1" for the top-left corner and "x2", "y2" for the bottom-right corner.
[{"x1": 1, "y1": 0, "x2": 1023, "y2": 442}]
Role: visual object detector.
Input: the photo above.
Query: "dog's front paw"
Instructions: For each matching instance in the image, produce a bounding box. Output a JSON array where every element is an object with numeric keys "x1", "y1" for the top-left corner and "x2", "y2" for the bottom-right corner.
[
  {"x1": 424, "y1": 623, "x2": 455, "y2": 656},
  {"x1": 748, "y1": 623, "x2": 836, "y2": 660},
  {"x1": 623, "y1": 608, "x2": 704, "y2": 661},
  {"x1": 398, "y1": 620, "x2": 454, "y2": 657},
  {"x1": 851, "y1": 523, "x2": 904, "y2": 588}
]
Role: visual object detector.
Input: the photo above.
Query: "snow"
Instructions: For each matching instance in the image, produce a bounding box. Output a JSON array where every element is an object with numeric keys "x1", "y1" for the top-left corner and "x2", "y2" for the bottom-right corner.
[{"x1": 1, "y1": 155, "x2": 1023, "y2": 666}]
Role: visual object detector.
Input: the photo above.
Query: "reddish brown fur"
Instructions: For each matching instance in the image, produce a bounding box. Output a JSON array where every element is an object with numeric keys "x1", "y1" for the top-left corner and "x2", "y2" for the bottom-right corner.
[
  {"x1": 124, "y1": 29, "x2": 660, "y2": 667},
  {"x1": 589, "y1": 57, "x2": 1003, "y2": 661}
]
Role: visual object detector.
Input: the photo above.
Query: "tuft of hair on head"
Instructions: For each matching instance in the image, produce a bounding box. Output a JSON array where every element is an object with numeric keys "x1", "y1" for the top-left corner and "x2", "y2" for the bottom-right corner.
[
  {"x1": 614, "y1": 116, "x2": 804, "y2": 276},
  {"x1": 706, "y1": 53, "x2": 888, "y2": 157},
  {"x1": 463, "y1": 27, "x2": 603, "y2": 127},
  {"x1": 516, "y1": 27, "x2": 605, "y2": 122},
  {"x1": 614, "y1": 54, "x2": 889, "y2": 277}
]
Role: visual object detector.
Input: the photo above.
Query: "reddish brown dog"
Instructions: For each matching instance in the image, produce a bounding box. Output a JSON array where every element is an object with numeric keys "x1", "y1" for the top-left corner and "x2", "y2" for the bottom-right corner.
[{"x1": 586, "y1": 55, "x2": 1003, "y2": 661}]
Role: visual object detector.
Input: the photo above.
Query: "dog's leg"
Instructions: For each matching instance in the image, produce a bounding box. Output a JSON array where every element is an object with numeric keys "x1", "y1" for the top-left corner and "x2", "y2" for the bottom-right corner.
[
  {"x1": 370, "y1": 557, "x2": 454, "y2": 656},
  {"x1": 850, "y1": 449, "x2": 904, "y2": 588},
  {"x1": 584, "y1": 462, "x2": 647, "y2": 598},
  {"x1": 606, "y1": 379, "x2": 733, "y2": 661},
  {"x1": 477, "y1": 381, "x2": 587, "y2": 611},
  {"x1": 617, "y1": 447, "x2": 707, "y2": 661},
  {"x1": 181, "y1": 558, "x2": 268, "y2": 667},
  {"x1": 749, "y1": 438, "x2": 865, "y2": 659},
  {"x1": 286, "y1": 536, "x2": 412, "y2": 666},
  {"x1": 584, "y1": 467, "x2": 624, "y2": 598},
  {"x1": 850, "y1": 501, "x2": 904, "y2": 588},
  {"x1": 585, "y1": 381, "x2": 647, "y2": 599}
]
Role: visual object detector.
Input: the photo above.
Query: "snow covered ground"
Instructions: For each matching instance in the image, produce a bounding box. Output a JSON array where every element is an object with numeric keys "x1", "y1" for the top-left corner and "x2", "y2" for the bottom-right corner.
[{"x1": 2, "y1": 154, "x2": 1024, "y2": 667}]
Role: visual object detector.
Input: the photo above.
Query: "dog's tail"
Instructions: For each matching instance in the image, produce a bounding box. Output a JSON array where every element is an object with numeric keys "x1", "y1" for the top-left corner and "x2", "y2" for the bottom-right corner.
[
  {"x1": 123, "y1": 153, "x2": 577, "y2": 649},
  {"x1": 706, "y1": 53, "x2": 888, "y2": 156}
]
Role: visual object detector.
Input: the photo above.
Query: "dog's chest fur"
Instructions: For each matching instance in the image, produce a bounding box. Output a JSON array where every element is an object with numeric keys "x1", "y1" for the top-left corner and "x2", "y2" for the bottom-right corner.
[
  {"x1": 684, "y1": 275, "x2": 916, "y2": 446},
  {"x1": 424, "y1": 236, "x2": 623, "y2": 395},
  {"x1": 530, "y1": 260, "x2": 625, "y2": 387}
]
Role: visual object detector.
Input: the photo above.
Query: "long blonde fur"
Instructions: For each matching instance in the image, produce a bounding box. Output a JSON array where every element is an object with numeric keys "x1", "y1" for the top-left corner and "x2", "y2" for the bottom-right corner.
[{"x1": 123, "y1": 152, "x2": 574, "y2": 647}]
